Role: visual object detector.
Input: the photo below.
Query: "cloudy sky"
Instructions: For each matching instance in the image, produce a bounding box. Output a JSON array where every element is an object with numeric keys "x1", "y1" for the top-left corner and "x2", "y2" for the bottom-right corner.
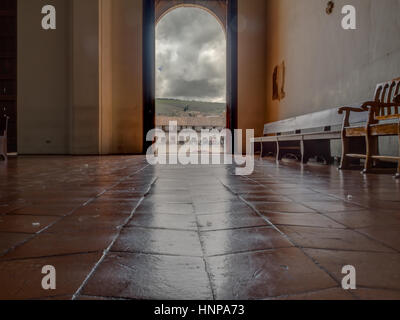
[{"x1": 156, "y1": 7, "x2": 226, "y2": 103}]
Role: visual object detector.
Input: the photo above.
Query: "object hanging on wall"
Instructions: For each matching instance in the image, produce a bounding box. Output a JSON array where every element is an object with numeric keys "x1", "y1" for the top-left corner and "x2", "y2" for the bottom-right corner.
[
  {"x1": 273, "y1": 61, "x2": 286, "y2": 101},
  {"x1": 326, "y1": 1, "x2": 335, "y2": 15}
]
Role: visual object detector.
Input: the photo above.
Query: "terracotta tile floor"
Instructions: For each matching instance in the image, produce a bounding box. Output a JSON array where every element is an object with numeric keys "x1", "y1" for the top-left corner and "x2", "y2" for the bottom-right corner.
[{"x1": 0, "y1": 156, "x2": 400, "y2": 300}]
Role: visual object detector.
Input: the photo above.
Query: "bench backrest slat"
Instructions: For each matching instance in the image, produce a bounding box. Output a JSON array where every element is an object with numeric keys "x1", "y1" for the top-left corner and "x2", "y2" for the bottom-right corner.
[
  {"x1": 374, "y1": 78, "x2": 400, "y2": 117},
  {"x1": 395, "y1": 81, "x2": 400, "y2": 114}
]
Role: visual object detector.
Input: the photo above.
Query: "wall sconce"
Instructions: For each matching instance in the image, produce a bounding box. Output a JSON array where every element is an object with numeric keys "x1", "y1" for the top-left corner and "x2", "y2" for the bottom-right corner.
[{"x1": 326, "y1": 1, "x2": 335, "y2": 15}]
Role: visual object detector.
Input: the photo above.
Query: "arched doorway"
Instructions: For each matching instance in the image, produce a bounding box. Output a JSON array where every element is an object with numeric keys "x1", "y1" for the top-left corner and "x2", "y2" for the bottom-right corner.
[
  {"x1": 155, "y1": 6, "x2": 227, "y2": 148},
  {"x1": 143, "y1": 0, "x2": 238, "y2": 152}
]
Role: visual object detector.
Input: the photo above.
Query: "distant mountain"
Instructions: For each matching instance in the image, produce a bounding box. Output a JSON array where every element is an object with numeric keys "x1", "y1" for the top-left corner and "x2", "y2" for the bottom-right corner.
[{"x1": 156, "y1": 98, "x2": 226, "y2": 117}]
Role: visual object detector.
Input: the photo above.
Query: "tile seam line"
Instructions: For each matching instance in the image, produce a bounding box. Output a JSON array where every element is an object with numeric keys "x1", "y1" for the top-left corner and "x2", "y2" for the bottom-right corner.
[
  {"x1": 0, "y1": 250, "x2": 103, "y2": 263},
  {"x1": 237, "y1": 171, "x2": 400, "y2": 298},
  {"x1": 218, "y1": 175, "x2": 360, "y2": 300},
  {"x1": 74, "y1": 283, "x2": 400, "y2": 301},
  {"x1": 0, "y1": 164, "x2": 151, "y2": 260},
  {"x1": 77, "y1": 285, "x2": 347, "y2": 301},
  {"x1": 71, "y1": 174, "x2": 157, "y2": 300},
  {"x1": 292, "y1": 197, "x2": 400, "y2": 254},
  {"x1": 259, "y1": 285, "x2": 348, "y2": 300},
  {"x1": 192, "y1": 199, "x2": 217, "y2": 300}
]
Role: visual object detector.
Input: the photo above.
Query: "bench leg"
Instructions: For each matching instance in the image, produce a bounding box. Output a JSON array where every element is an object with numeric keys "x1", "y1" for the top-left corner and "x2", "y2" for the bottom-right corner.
[
  {"x1": 339, "y1": 137, "x2": 351, "y2": 170},
  {"x1": 363, "y1": 135, "x2": 378, "y2": 174},
  {"x1": 300, "y1": 140, "x2": 309, "y2": 164},
  {"x1": 397, "y1": 122, "x2": 400, "y2": 179},
  {"x1": 276, "y1": 141, "x2": 282, "y2": 162},
  {"x1": 260, "y1": 142, "x2": 263, "y2": 160},
  {"x1": 340, "y1": 136, "x2": 366, "y2": 170}
]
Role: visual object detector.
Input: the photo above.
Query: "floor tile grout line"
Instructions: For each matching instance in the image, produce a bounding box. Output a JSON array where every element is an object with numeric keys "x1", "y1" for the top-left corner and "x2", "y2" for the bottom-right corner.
[
  {"x1": 199, "y1": 224, "x2": 273, "y2": 232},
  {"x1": 71, "y1": 174, "x2": 157, "y2": 300},
  {"x1": 114, "y1": 224, "x2": 277, "y2": 233},
  {"x1": 0, "y1": 250, "x2": 102, "y2": 263},
  {"x1": 0, "y1": 164, "x2": 152, "y2": 260},
  {"x1": 204, "y1": 246, "x2": 296, "y2": 259},
  {"x1": 71, "y1": 197, "x2": 146, "y2": 300},
  {"x1": 293, "y1": 199, "x2": 400, "y2": 254},
  {"x1": 353, "y1": 285, "x2": 400, "y2": 293},
  {"x1": 121, "y1": 226, "x2": 198, "y2": 232},
  {"x1": 204, "y1": 244, "x2": 400, "y2": 258},
  {"x1": 192, "y1": 198, "x2": 217, "y2": 300},
  {"x1": 343, "y1": 228, "x2": 400, "y2": 254},
  {"x1": 236, "y1": 171, "x2": 400, "y2": 252},
  {"x1": 237, "y1": 169, "x2": 400, "y2": 298},
  {"x1": 306, "y1": 187, "x2": 371, "y2": 208},
  {"x1": 241, "y1": 170, "x2": 400, "y2": 251},
  {"x1": 78, "y1": 286, "x2": 345, "y2": 301},
  {"x1": 218, "y1": 175, "x2": 361, "y2": 300},
  {"x1": 260, "y1": 286, "x2": 347, "y2": 300},
  {"x1": 73, "y1": 294, "x2": 132, "y2": 301},
  {"x1": 73, "y1": 284, "x2": 400, "y2": 301},
  {"x1": 109, "y1": 250, "x2": 203, "y2": 258},
  {"x1": 110, "y1": 245, "x2": 296, "y2": 259}
]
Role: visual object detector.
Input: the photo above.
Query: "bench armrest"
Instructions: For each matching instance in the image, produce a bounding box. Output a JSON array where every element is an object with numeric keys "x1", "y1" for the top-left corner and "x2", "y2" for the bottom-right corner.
[
  {"x1": 338, "y1": 105, "x2": 368, "y2": 127},
  {"x1": 338, "y1": 106, "x2": 368, "y2": 114}
]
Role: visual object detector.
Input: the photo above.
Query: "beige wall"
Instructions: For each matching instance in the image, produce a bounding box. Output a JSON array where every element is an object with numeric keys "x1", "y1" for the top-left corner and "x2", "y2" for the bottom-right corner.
[
  {"x1": 237, "y1": 0, "x2": 268, "y2": 150},
  {"x1": 100, "y1": 0, "x2": 143, "y2": 155},
  {"x1": 265, "y1": 0, "x2": 400, "y2": 123},
  {"x1": 18, "y1": 0, "x2": 100, "y2": 155},
  {"x1": 99, "y1": 0, "x2": 113, "y2": 154},
  {"x1": 18, "y1": 0, "x2": 143, "y2": 155},
  {"x1": 70, "y1": 0, "x2": 100, "y2": 155},
  {"x1": 18, "y1": 0, "x2": 70, "y2": 154}
]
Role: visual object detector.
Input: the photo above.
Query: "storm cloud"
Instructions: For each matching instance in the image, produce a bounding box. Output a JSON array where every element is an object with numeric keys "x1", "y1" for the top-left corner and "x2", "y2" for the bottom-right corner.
[{"x1": 156, "y1": 7, "x2": 226, "y2": 102}]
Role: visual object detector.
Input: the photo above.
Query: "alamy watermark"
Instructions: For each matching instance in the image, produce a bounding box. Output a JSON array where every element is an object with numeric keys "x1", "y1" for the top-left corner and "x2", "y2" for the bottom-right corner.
[
  {"x1": 40, "y1": 4, "x2": 356, "y2": 31},
  {"x1": 342, "y1": 265, "x2": 357, "y2": 290},
  {"x1": 41, "y1": 5, "x2": 56, "y2": 30},
  {"x1": 41, "y1": 265, "x2": 56, "y2": 290},
  {"x1": 145, "y1": 122, "x2": 255, "y2": 176}
]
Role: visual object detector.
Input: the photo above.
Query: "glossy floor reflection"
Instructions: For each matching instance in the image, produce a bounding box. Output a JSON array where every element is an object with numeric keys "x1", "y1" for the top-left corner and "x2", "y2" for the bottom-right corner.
[{"x1": 0, "y1": 156, "x2": 400, "y2": 300}]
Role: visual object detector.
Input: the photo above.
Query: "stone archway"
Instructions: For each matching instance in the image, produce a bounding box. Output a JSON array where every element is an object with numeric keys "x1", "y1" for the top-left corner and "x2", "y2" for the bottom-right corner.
[
  {"x1": 155, "y1": 0, "x2": 227, "y2": 32},
  {"x1": 143, "y1": 0, "x2": 238, "y2": 153}
]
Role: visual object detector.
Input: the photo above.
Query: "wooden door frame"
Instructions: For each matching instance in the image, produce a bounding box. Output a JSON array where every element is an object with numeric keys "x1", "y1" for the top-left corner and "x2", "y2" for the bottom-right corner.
[{"x1": 142, "y1": 0, "x2": 238, "y2": 153}]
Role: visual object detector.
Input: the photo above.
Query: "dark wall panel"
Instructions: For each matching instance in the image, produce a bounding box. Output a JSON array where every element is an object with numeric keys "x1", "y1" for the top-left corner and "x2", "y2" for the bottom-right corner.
[{"x1": 0, "y1": 0, "x2": 17, "y2": 153}]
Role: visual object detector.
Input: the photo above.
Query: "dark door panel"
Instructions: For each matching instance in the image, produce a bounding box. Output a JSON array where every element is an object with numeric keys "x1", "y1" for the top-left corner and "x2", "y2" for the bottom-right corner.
[{"x1": 0, "y1": 0, "x2": 17, "y2": 153}]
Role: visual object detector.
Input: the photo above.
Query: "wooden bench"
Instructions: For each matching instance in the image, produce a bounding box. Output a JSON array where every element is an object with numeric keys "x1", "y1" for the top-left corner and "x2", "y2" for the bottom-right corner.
[
  {"x1": 339, "y1": 78, "x2": 400, "y2": 178},
  {"x1": 0, "y1": 116, "x2": 9, "y2": 161},
  {"x1": 252, "y1": 107, "x2": 368, "y2": 164}
]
